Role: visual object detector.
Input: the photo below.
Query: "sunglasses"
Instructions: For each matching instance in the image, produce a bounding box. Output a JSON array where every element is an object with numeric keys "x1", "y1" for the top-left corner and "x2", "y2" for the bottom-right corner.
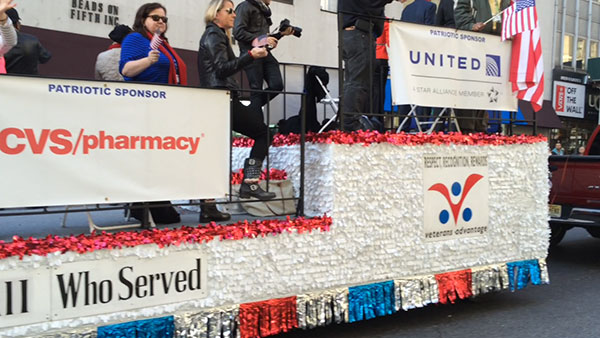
[
  {"x1": 220, "y1": 8, "x2": 234, "y2": 14},
  {"x1": 148, "y1": 15, "x2": 168, "y2": 23}
]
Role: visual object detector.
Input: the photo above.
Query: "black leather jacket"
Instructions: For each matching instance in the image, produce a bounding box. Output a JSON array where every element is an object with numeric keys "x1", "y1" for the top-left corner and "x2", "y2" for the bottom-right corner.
[
  {"x1": 338, "y1": 0, "x2": 394, "y2": 37},
  {"x1": 4, "y1": 32, "x2": 51, "y2": 75},
  {"x1": 233, "y1": 0, "x2": 270, "y2": 53},
  {"x1": 198, "y1": 23, "x2": 254, "y2": 90}
]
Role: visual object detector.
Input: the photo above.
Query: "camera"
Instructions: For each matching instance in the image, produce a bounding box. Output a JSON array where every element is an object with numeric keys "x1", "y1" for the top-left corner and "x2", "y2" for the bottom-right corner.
[{"x1": 278, "y1": 19, "x2": 302, "y2": 38}]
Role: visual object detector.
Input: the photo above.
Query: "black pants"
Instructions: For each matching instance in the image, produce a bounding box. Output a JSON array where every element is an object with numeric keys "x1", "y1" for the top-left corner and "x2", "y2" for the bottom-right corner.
[
  {"x1": 232, "y1": 98, "x2": 271, "y2": 161},
  {"x1": 342, "y1": 29, "x2": 376, "y2": 130},
  {"x1": 243, "y1": 51, "x2": 284, "y2": 107},
  {"x1": 373, "y1": 59, "x2": 389, "y2": 120}
]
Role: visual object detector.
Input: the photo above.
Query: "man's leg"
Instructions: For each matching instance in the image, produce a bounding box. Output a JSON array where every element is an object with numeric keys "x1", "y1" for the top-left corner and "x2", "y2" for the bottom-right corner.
[
  {"x1": 474, "y1": 110, "x2": 488, "y2": 133},
  {"x1": 372, "y1": 59, "x2": 389, "y2": 131},
  {"x1": 342, "y1": 30, "x2": 374, "y2": 131},
  {"x1": 244, "y1": 55, "x2": 266, "y2": 106},
  {"x1": 261, "y1": 53, "x2": 284, "y2": 106}
]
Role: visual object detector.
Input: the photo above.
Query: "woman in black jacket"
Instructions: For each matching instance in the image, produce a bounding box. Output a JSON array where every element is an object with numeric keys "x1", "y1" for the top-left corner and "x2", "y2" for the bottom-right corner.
[{"x1": 199, "y1": 0, "x2": 275, "y2": 201}]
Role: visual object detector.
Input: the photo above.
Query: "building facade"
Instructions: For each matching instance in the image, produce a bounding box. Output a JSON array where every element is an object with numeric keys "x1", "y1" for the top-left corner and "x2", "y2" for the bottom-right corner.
[
  {"x1": 11, "y1": 0, "x2": 407, "y2": 125},
  {"x1": 10, "y1": 1, "x2": 576, "y2": 136},
  {"x1": 549, "y1": 0, "x2": 600, "y2": 153}
]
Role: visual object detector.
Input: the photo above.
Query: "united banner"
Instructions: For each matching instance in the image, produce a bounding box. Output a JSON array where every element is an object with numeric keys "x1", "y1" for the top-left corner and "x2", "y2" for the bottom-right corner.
[
  {"x1": 388, "y1": 21, "x2": 517, "y2": 111},
  {"x1": 0, "y1": 76, "x2": 231, "y2": 208}
]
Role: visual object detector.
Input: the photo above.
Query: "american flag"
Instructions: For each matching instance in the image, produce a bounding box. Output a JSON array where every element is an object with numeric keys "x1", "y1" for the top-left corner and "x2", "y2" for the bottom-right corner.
[
  {"x1": 503, "y1": 0, "x2": 544, "y2": 112},
  {"x1": 501, "y1": 0, "x2": 538, "y2": 41},
  {"x1": 150, "y1": 31, "x2": 163, "y2": 51},
  {"x1": 252, "y1": 34, "x2": 270, "y2": 48}
]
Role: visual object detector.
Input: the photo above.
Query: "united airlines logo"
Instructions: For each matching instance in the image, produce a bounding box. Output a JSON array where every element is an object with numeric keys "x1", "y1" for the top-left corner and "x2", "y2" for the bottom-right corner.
[
  {"x1": 428, "y1": 174, "x2": 484, "y2": 225},
  {"x1": 485, "y1": 55, "x2": 501, "y2": 77}
]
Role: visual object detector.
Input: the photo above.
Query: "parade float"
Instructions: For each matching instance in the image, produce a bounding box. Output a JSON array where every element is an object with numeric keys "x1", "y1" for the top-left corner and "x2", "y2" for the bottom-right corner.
[
  {"x1": 0, "y1": 17, "x2": 551, "y2": 337},
  {"x1": 0, "y1": 125, "x2": 550, "y2": 337}
]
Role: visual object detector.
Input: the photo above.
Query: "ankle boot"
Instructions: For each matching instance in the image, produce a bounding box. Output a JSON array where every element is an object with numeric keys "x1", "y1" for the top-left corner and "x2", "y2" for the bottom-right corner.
[
  {"x1": 200, "y1": 200, "x2": 231, "y2": 223},
  {"x1": 239, "y1": 158, "x2": 276, "y2": 200}
]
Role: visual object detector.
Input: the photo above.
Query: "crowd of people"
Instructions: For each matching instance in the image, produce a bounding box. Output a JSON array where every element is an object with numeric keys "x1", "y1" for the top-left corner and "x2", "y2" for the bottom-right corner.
[
  {"x1": 2, "y1": 0, "x2": 524, "y2": 222},
  {"x1": 116, "y1": 1, "x2": 287, "y2": 223},
  {"x1": 341, "y1": 0, "x2": 511, "y2": 133}
]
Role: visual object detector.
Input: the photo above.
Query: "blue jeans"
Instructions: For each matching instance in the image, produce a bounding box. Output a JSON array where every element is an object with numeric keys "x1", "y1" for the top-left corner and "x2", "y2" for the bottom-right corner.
[{"x1": 243, "y1": 51, "x2": 284, "y2": 107}]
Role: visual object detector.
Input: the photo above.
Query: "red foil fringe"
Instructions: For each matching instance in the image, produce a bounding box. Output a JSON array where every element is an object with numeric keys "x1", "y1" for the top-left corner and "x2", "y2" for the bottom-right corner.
[
  {"x1": 0, "y1": 216, "x2": 332, "y2": 260},
  {"x1": 239, "y1": 296, "x2": 298, "y2": 338},
  {"x1": 435, "y1": 269, "x2": 473, "y2": 304},
  {"x1": 233, "y1": 131, "x2": 547, "y2": 148},
  {"x1": 231, "y1": 169, "x2": 288, "y2": 185}
]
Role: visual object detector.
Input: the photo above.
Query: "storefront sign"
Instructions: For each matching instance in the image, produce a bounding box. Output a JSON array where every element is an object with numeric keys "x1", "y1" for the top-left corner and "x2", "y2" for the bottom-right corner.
[
  {"x1": 0, "y1": 252, "x2": 207, "y2": 328},
  {"x1": 553, "y1": 80, "x2": 585, "y2": 118},
  {"x1": 70, "y1": 0, "x2": 120, "y2": 26},
  {"x1": 423, "y1": 154, "x2": 489, "y2": 241},
  {"x1": 553, "y1": 69, "x2": 587, "y2": 84},
  {"x1": 388, "y1": 22, "x2": 517, "y2": 111},
  {"x1": 586, "y1": 86, "x2": 600, "y2": 123},
  {"x1": 0, "y1": 76, "x2": 231, "y2": 208}
]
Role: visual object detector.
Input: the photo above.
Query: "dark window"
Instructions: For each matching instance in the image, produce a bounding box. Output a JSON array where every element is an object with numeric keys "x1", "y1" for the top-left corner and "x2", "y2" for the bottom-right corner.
[
  {"x1": 590, "y1": 132, "x2": 600, "y2": 155},
  {"x1": 273, "y1": 0, "x2": 293, "y2": 4}
]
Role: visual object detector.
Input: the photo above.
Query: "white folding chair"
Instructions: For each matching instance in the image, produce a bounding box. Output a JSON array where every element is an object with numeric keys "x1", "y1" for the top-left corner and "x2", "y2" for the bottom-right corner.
[
  {"x1": 316, "y1": 76, "x2": 340, "y2": 133},
  {"x1": 397, "y1": 106, "x2": 461, "y2": 134},
  {"x1": 61, "y1": 204, "x2": 156, "y2": 233}
]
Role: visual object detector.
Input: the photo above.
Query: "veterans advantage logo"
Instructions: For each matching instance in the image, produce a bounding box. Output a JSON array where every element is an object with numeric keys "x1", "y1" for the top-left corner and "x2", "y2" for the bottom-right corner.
[
  {"x1": 423, "y1": 155, "x2": 489, "y2": 241},
  {"x1": 428, "y1": 174, "x2": 484, "y2": 226}
]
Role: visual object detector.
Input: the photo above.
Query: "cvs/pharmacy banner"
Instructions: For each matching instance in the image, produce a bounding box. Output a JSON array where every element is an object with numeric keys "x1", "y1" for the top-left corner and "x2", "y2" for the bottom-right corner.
[
  {"x1": 388, "y1": 21, "x2": 517, "y2": 111},
  {"x1": 0, "y1": 76, "x2": 230, "y2": 208}
]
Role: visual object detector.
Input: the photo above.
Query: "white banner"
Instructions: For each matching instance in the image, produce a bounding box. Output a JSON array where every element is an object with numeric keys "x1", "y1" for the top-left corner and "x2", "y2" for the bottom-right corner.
[
  {"x1": 388, "y1": 22, "x2": 517, "y2": 111},
  {"x1": 0, "y1": 268, "x2": 51, "y2": 329},
  {"x1": 0, "y1": 76, "x2": 231, "y2": 208},
  {"x1": 0, "y1": 251, "x2": 207, "y2": 328},
  {"x1": 423, "y1": 154, "x2": 489, "y2": 242},
  {"x1": 553, "y1": 80, "x2": 585, "y2": 118}
]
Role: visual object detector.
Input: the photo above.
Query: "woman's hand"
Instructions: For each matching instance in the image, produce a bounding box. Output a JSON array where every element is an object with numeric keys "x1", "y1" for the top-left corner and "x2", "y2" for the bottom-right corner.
[
  {"x1": 266, "y1": 36, "x2": 278, "y2": 49},
  {"x1": 0, "y1": 0, "x2": 16, "y2": 21},
  {"x1": 250, "y1": 47, "x2": 268, "y2": 59},
  {"x1": 281, "y1": 27, "x2": 294, "y2": 36},
  {"x1": 147, "y1": 50, "x2": 160, "y2": 65},
  {"x1": 122, "y1": 50, "x2": 161, "y2": 78}
]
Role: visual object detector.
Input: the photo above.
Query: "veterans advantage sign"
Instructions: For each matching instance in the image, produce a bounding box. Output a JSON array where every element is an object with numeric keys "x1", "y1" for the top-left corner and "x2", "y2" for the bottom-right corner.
[
  {"x1": 388, "y1": 22, "x2": 517, "y2": 111},
  {"x1": 423, "y1": 153, "x2": 489, "y2": 241}
]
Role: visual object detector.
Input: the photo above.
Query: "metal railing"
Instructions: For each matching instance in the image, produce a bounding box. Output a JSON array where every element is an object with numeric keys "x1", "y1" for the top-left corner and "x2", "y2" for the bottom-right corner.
[
  {"x1": 1, "y1": 15, "x2": 544, "y2": 231},
  {"x1": 0, "y1": 77, "x2": 308, "y2": 232},
  {"x1": 335, "y1": 10, "x2": 539, "y2": 135}
]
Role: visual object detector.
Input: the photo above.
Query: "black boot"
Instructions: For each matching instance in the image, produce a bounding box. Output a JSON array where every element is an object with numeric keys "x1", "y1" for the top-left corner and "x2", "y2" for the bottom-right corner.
[
  {"x1": 240, "y1": 158, "x2": 276, "y2": 200},
  {"x1": 200, "y1": 200, "x2": 231, "y2": 223}
]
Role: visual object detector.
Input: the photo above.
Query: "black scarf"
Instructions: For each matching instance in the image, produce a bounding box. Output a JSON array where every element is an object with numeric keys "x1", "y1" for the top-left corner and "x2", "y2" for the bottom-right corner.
[{"x1": 247, "y1": 0, "x2": 272, "y2": 26}]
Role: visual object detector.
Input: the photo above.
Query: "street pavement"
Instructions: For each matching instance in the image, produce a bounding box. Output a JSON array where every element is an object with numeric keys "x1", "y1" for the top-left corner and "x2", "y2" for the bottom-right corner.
[{"x1": 274, "y1": 228, "x2": 600, "y2": 338}]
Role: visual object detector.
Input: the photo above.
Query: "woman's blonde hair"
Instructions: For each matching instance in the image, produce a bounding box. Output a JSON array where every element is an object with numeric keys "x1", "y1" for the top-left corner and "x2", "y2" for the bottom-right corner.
[{"x1": 205, "y1": 0, "x2": 234, "y2": 25}]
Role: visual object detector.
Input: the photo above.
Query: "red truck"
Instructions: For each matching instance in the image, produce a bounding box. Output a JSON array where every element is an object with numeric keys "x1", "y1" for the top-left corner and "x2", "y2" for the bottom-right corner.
[{"x1": 549, "y1": 126, "x2": 600, "y2": 246}]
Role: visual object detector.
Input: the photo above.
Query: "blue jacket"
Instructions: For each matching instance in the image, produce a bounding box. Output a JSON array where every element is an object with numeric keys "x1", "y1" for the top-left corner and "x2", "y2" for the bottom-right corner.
[
  {"x1": 401, "y1": 0, "x2": 437, "y2": 25},
  {"x1": 120, "y1": 32, "x2": 174, "y2": 84}
]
